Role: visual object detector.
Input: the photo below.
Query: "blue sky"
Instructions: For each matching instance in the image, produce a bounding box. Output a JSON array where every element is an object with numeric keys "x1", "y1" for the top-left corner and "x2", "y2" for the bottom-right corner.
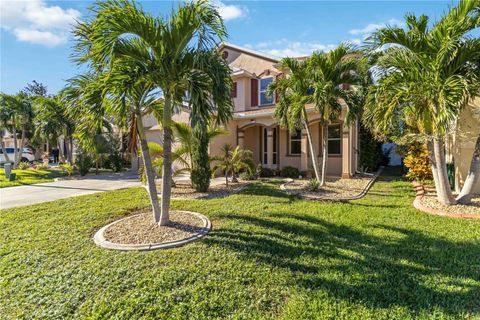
[{"x1": 1, "y1": 0, "x2": 457, "y2": 95}]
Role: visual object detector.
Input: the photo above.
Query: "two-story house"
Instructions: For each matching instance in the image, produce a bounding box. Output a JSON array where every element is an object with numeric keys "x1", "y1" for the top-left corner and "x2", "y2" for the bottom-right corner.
[{"x1": 143, "y1": 43, "x2": 360, "y2": 178}]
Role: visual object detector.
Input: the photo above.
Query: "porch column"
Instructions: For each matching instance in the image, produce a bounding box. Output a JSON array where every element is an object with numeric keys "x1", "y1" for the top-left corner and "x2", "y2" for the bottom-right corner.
[
  {"x1": 266, "y1": 127, "x2": 274, "y2": 169},
  {"x1": 341, "y1": 125, "x2": 352, "y2": 178},
  {"x1": 300, "y1": 128, "x2": 308, "y2": 173},
  {"x1": 237, "y1": 130, "x2": 245, "y2": 149}
]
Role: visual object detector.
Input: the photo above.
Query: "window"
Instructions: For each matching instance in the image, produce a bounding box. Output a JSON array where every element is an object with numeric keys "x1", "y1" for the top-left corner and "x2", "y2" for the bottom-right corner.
[
  {"x1": 231, "y1": 82, "x2": 237, "y2": 98},
  {"x1": 289, "y1": 130, "x2": 302, "y2": 155},
  {"x1": 328, "y1": 124, "x2": 341, "y2": 155},
  {"x1": 259, "y1": 77, "x2": 273, "y2": 106}
]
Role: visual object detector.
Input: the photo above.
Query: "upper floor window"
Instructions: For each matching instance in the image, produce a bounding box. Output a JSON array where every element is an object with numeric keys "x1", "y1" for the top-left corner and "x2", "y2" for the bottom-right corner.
[{"x1": 259, "y1": 77, "x2": 274, "y2": 106}]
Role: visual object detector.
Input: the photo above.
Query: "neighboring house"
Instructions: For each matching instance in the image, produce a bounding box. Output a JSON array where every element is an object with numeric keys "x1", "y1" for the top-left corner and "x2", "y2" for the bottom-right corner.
[
  {"x1": 453, "y1": 97, "x2": 480, "y2": 194},
  {"x1": 143, "y1": 43, "x2": 360, "y2": 178}
]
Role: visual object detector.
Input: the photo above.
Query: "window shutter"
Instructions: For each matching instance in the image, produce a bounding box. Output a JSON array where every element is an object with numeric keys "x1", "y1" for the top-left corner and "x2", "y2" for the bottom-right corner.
[
  {"x1": 231, "y1": 82, "x2": 237, "y2": 98},
  {"x1": 251, "y1": 79, "x2": 258, "y2": 107}
]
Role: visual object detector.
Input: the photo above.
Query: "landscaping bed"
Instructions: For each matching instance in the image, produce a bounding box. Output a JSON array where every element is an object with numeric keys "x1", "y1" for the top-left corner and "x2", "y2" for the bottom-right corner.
[
  {"x1": 158, "y1": 181, "x2": 249, "y2": 199},
  {"x1": 281, "y1": 172, "x2": 377, "y2": 200}
]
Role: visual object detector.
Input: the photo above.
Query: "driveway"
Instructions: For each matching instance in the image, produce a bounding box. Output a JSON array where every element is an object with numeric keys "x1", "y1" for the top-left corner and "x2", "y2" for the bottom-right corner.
[{"x1": 0, "y1": 171, "x2": 141, "y2": 209}]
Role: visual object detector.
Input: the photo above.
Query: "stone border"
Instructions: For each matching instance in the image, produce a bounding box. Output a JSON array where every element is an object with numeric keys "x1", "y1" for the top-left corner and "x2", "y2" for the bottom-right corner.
[
  {"x1": 93, "y1": 210, "x2": 212, "y2": 251},
  {"x1": 412, "y1": 182, "x2": 480, "y2": 219},
  {"x1": 280, "y1": 167, "x2": 384, "y2": 201}
]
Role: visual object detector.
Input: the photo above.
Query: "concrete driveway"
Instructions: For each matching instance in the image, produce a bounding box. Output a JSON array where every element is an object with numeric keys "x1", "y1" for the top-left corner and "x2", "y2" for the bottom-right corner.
[{"x1": 0, "y1": 171, "x2": 141, "y2": 209}]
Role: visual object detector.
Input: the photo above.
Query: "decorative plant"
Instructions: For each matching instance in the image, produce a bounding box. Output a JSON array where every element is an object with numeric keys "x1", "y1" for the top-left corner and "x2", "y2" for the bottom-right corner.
[
  {"x1": 60, "y1": 163, "x2": 75, "y2": 176},
  {"x1": 280, "y1": 166, "x2": 300, "y2": 179},
  {"x1": 403, "y1": 143, "x2": 432, "y2": 182},
  {"x1": 307, "y1": 178, "x2": 320, "y2": 191},
  {"x1": 18, "y1": 161, "x2": 30, "y2": 170},
  {"x1": 76, "y1": 150, "x2": 93, "y2": 176},
  {"x1": 212, "y1": 144, "x2": 254, "y2": 187}
]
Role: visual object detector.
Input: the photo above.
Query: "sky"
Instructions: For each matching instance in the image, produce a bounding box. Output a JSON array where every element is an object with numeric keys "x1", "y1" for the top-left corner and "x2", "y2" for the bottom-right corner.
[{"x1": 0, "y1": 0, "x2": 460, "y2": 95}]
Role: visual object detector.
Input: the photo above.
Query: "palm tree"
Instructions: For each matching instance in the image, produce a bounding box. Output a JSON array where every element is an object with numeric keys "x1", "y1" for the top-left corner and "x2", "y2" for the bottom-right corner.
[
  {"x1": 309, "y1": 44, "x2": 361, "y2": 185},
  {"x1": 270, "y1": 58, "x2": 322, "y2": 183},
  {"x1": 212, "y1": 144, "x2": 255, "y2": 187},
  {"x1": 364, "y1": 0, "x2": 480, "y2": 205},
  {"x1": 0, "y1": 93, "x2": 34, "y2": 168},
  {"x1": 73, "y1": 0, "x2": 229, "y2": 225}
]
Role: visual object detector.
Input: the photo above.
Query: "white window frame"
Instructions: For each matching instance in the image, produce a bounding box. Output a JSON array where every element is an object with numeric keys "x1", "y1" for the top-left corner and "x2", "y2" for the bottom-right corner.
[{"x1": 327, "y1": 124, "x2": 342, "y2": 155}]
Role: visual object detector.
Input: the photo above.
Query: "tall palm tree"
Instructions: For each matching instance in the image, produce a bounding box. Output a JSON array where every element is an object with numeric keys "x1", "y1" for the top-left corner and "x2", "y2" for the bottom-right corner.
[
  {"x1": 73, "y1": 0, "x2": 229, "y2": 225},
  {"x1": 364, "y1": 0, "x2": 480, "y2": 205},
  {"x1": 309, "y1": 44, "x2": 361, "y2": 185},
  {"x1": 270, "y1": 58, "x2": 322, "y2": 183},
  {"x1": 0, "y1": 93, "x2": 34, "y2": 168}
]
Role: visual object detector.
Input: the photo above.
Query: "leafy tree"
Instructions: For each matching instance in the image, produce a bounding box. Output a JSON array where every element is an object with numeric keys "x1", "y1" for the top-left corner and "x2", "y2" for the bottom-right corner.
[
  {"x1": 22, "y1": 80, "x2": 48, "y2": 98},
  {"x1": 212, "y1": 144, "x2": 254, "y2": 187},
  {"x1": 73, "y1": 0, "x2": 229, "y2": 224},
  {"x1": 364, "y1": 0, "x2": 480, "y2": 204}
]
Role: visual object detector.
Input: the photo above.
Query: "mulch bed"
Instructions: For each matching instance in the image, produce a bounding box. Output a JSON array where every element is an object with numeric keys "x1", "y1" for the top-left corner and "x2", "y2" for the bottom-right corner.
[
  {"x1": 157, "y1": 181, "x2": 249, "y2": 200},
  {"x1": 104, "y1": 210, "x2": 205, "y2": 245},
  {"x1": 412, "y1": 182, "x2": 480, "y2": 218},
  {"x1": 282, "y1": 174, "x2": 375, "y2": 200}
]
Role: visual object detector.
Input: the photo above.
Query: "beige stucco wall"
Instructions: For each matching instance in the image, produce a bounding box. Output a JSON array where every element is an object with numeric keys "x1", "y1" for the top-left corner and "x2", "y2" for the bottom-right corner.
[
  {"x1": 454, "y1": 98, "x2": 480, "y2": 194},
  {"x1": 223, "y1": 49, "x2": 279, "y2": 76}
]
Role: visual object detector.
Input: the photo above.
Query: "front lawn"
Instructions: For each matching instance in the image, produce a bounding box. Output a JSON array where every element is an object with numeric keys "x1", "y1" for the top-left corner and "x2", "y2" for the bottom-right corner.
[
  {"x1": 0, "y1": 168, "x2": 67, "y2": 188},
  {"x1": 1, "y1": 170, "x2": 479, "y2": 319}
]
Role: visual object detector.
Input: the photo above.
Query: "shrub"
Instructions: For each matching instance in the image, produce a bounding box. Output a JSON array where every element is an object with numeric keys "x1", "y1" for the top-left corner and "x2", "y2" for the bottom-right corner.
[
  {"x1": 18, "y1": 161, "x2": 30, "y2": 170},
  {"x1": 239, "y1": 171, "x2": 256, "y2": 181},
  {"x1": 280, "y1": 166, "x2": 300, "y2": 179},
  {"x1": 359, "y1": 126, "x2": 383, "y2": 172},
  {"x1": 60, "y1": 164, "x2": 75, "y2": 176},
  {"x1": 403, "y1": 143, "x2": 432, "y2": 181},
  {"x1": 256, "y1": 164, "x2": 274, "y2": 178},
  {"x1": 35, "y1": 164, "x2": 49, "y2": 170},
  {"x1": 307, "y1": 179, "x2": 320, "y2": 191},
  {"x1": 76, "y1": 152, "x2": 93, "y2": 176},
  {"x1": 107, "y1": 151, "x2": 124, "y2": 172},
  {"x1": 191, "y1": 129, "x2": 211, "y2": 192}
]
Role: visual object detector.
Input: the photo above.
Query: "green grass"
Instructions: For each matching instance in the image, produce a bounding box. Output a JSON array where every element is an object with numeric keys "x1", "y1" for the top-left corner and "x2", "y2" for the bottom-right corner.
[
  {"x1": 0, "y1": 168, "x2": 67, "y2": 188},
  {"x1": 1, "y1": 170, "x2": 479, "y2": 319}
]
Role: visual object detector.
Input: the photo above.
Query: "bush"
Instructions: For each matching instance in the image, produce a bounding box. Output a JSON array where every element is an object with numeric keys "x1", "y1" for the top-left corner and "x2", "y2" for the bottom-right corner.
[
  {"x1": 191, "y1": 129, "x2": 211, "y2": 192},
  {"x1": 18, "y1": 161, "x2": 30, "y2": 170},
  {"x1": 280, "y1": 166, "x2": 300, "y2": 179},
  {"x1": 76, "y1": 152, "x2": 93, "y2": 176},
  {"x1": 239, "y1": 170, "x2": 256, "y2": 181},
  {"x1": 359, "y1": 126, "x2": 383, "y2": 172},
  {"x1": 60, "y1": 164, "x2": 75, "y2": 176},
  {"x1": 256, "y1": 164, "x2": 274, "y2": 178},
  {"x1": 403, "y1": 143, "x2": 432, "y2": 181},
  {"x1": 307, "y1": 179, "x2": 320, "y2": 191},
  {"x1": 106, "y1": 151, "x2": 124, "y2": 172},
  {"x1": 35, "y1": 164, "x2": 49, "y2": 170}
]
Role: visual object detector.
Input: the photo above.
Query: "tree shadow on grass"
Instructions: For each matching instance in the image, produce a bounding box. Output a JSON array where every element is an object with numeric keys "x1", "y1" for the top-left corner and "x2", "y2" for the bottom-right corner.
[
  {"x1": 238, "y1": 181, "x2": 295, "y2": 200},
  {"x1": 205, "y1": 210, "x2": 480, "y2": 317}
]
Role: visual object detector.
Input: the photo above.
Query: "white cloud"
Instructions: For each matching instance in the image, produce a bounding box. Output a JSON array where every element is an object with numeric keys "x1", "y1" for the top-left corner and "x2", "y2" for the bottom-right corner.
[
  {"x1": 245, "y1": 39, "x2": 337, "y2": 58},
  {"x1": 209, "y1": 0, "x2": 247, "y2": 21},
  {"x1": 349, "y1": 19, "x2": 404, "y2": 35},
  {"x1": 0, "y1": 0, "x2": 80, "y2": 46}
]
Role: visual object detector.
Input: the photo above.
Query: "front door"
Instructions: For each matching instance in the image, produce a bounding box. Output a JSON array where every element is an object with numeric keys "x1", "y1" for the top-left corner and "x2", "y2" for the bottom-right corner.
[{"x1": 262, "y1": 127, "x2": 278, "y2": 167}]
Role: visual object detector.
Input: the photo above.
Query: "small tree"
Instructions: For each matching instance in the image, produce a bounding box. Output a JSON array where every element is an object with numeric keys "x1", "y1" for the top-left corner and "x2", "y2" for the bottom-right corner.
[{"x1": 212, "y1": 144, "x2": 254, "y2": 187}]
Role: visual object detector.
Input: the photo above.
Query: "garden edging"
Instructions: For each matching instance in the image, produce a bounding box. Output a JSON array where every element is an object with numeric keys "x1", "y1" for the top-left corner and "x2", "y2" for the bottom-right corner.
[
  {"x1": 93, "y1": 210, "x2": 212, "y2": 251},
  {"x1": 280, "y1": 166, "x2": 384, "y2": 201},
  {"x1": 412, "y1": 182, "x2": 480, "y2": 219}
]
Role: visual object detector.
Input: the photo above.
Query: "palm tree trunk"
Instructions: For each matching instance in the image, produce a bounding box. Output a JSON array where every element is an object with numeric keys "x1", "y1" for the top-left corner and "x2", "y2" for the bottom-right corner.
[
  {"x1": 16, "y1": 127, "x2": 26, "y2": 164},
  {"x1": 136, "y1": 111, "x2": 162, "y2": 224},
  {"x1": 68, "y1": 136, "x2": 74, "y2": 164},
  {"x1": 427, "y1": 140, "x2": 440, "y2": 190},
  {"x1": 0, "y1": 134, "x2": 11, "y2": 163},
  {"x1": 302, "y1": 118, "x2": 321, "y2": 183},
  {"x1": 432, "y1": 136, "x2": 456, "y2": 205},
  {"x1": 320, "y1": 123, "x2": 328, "y2": 186},
  {"x1": 12, "y1": 121, "x2": 18, "y2": 168},
  {"x1": 225, "y1": 171, "x2": 229, "y2": 187},
  {"x1": 457, "y1": 134, "x2": 480, "y2": 204},
  {"x1": 160, "y1": 97, "x2": 173, "y2": 226}
]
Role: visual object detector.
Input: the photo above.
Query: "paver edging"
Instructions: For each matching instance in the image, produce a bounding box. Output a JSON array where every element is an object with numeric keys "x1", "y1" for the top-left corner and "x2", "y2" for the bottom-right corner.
[
  {"x1": 93, "y1": 210, "x2": 212, "y2": 251},
  {"x1": 412, "y1": 182, "x2": 480, "y2": 219},
  {"x1": 279, "y1": 166, "x2": 384, "y2": 201}
]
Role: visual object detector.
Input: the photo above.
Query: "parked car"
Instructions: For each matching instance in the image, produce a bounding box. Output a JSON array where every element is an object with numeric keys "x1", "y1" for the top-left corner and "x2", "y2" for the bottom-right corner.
[{"x1": 0, "y1": 147, "x2": 36, "y2": 164}]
